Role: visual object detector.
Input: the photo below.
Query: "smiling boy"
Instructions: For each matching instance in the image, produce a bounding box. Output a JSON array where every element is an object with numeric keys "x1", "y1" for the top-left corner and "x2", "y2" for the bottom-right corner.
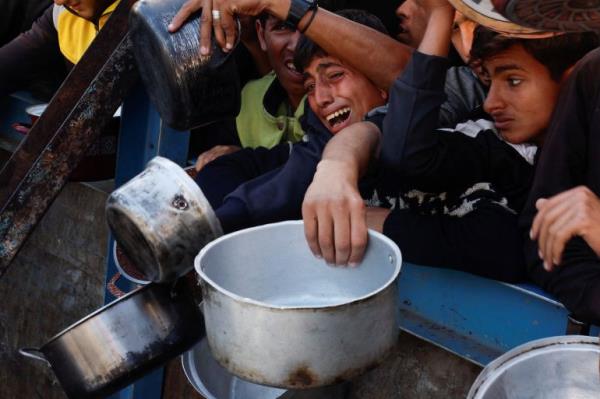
[
  {"x1": 301, "y1": 0, "x2": 598, "y2": 279},
  {"x1": 0, "y1": 0, "x2": 120, "y2": 98}
]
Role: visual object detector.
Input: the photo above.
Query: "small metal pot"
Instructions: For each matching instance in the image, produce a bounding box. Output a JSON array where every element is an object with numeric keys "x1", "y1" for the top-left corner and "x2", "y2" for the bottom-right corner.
[
  {"x1": 468, "y1": 335, "x2": 600, "y2": 399},
  {"x1": 195, "y1": 221, "x2": 402, "y2": 389},
  {"x1": 20, "y1": 282, "x2": 204, "y2": 399},
  {"x1": 106, "y1": 156, "x2": 222, "y2": 283},
  {"x1": 129, "y1": 0, "x2": 241, "y2": 130}
]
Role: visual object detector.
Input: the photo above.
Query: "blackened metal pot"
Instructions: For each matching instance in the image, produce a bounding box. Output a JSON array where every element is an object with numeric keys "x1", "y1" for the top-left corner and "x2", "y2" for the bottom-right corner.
[
  {"x1": 105, "y1": 156, "x2": 223, "y2": 283},
  {"x1": 129, "y1": 0, "x2": 241, "y2": 130},
  {"x1": 20, "y1": 282, "x2": 204, "y2": 399},
  {"x1": 195, "y1": 221, "x2": 402, "y2": 389}
]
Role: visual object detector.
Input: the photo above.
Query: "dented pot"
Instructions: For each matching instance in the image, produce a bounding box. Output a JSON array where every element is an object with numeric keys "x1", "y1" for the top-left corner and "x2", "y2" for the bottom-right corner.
[
  {"x1": 195, "y1": 221, "x2": 402, "y2": 389},
  {"x1": 106, "y1": 156, "x2": 222, "y2": 283}
]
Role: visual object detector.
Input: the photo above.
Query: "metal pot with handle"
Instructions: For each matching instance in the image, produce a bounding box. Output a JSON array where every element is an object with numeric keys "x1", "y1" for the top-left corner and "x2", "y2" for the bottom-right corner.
[
  {"x1": 195, "y1": 221, "x2": 402, "y2": 389},
  {"x1": 129, "y1": 0, "x2": 241, "y2": 130},
  {"x1": 20, "y1": 281, "x2": 204, "y2": 399},
  {"x1": 106, "y1": 156, "x2": 223, "y2": 283}
]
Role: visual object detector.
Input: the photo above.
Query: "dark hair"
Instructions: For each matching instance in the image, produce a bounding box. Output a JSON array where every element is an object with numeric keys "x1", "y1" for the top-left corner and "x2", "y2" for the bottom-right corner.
[
  {"x1": 258, "y1": 0, "x2": 349, "y2": 24},
  {"x1": 470, "y1": 26, "x2": 600, "y2": 81},
  {"x1": 293, "y1": 9, "x2": 389, "y2": 73}
]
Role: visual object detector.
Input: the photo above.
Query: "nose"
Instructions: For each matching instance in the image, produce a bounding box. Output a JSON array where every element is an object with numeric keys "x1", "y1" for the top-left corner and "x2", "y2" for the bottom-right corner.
[
  {"x1": 483, "y1": 83, "x2": 505, "y2": 115},
  {"x1": 314, "y1": 82, "x2": 334, "y2": 109},
  {"x1": 287, "y1": 30, "x2": 301, "y2": 52}
]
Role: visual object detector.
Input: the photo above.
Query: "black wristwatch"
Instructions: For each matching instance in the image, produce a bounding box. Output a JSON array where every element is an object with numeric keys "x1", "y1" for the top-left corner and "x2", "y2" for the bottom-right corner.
[{"x1": 284, "y1": 0, "x2": 317, "y2": 30}]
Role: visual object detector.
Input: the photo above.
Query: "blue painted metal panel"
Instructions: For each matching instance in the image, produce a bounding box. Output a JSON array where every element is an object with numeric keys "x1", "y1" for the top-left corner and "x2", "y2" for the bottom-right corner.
[
  {"x1": 396, "y1": 263, "x2": 593, "y2": 366},
  {"x1": 105, "y1": 83, "x2": 190, "y2": 399},
  {"x1": 0, "y1": 92, "x2": 42, "y2": 150}
]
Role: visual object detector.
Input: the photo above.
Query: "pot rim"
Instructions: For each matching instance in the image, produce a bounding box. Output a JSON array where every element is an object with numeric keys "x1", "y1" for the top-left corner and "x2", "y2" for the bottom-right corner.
[
  {"x1": 195, "y1": 220, "x2": 401, "y2": 311},
  {"x1": 467, "y1": 335, "x2": 600, "y2": 398},
  {"x1": 39, "y1": 283, "x2": 153, "y2": 348}
]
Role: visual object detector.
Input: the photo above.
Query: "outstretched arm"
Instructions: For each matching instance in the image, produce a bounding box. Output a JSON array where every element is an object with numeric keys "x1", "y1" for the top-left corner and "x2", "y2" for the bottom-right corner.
[
  {"x1": 302, "y1": 121, "x2": 381, "y2": 266},
  {"x1": 169, "y1": 0, "x2": 411, "y2": 90}
]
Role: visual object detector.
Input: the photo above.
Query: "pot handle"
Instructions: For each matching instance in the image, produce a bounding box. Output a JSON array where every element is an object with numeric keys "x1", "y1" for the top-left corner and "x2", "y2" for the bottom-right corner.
[{"x1": 19, "y1": 347, "x2": 50, "y2": 366}]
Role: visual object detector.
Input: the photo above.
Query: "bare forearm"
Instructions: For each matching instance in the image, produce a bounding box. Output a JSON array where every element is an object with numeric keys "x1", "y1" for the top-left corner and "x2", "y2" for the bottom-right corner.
[
  {"x1": 319, "y1": 121, "x2": 381, "y2": 182},
  {"x1": 417, "y1": 6, "x2": 454, "y2": 57},
  {"x1": 267, "y1": 2, "x2": 412, "y2": 89}
]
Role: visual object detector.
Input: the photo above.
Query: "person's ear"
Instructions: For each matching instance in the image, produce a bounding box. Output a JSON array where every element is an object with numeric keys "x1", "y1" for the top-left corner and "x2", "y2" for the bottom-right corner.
[{"x1": 256, "y1": 19, "x2": 268, "y2": 52}]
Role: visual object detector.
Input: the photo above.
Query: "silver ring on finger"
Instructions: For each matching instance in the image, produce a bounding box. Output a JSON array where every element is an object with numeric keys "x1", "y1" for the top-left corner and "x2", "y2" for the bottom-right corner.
[{"x1": 212, "y1": 10, "x2": 221, "y2": 21}]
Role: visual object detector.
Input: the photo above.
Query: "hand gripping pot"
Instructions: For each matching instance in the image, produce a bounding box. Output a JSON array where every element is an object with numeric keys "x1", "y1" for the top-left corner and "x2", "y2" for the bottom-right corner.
[
  {"x1": 129, "y1": 0, "x2": 241, "y2": 130},
  {"x1": 195, "y1": 221, "x2": 402, "y2": 389},
  {"x1": 106, "y1": 156, "x2": 223, "y2": 283}
]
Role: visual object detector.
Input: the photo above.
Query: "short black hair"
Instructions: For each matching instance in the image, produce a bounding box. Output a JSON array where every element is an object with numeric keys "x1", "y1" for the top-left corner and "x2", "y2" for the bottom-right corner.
[
  {"x1": 258, "y1": 0, "x2": 350, "y2": 24},
  {"x1": 293, "y1": 9, "x2": 389, "y2": 73},
  {"x1": 470, "y1": 26, "x2": 600, "y2": 81}
]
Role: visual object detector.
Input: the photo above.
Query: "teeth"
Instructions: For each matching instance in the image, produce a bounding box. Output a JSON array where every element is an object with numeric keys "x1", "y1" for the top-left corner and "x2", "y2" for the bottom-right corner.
[
  {"x1": 326, "y1": 107, "x2": 351, "y2": 122},
  {"x1": 286, "y1": 62, "x2": 297, "y2": 71}
]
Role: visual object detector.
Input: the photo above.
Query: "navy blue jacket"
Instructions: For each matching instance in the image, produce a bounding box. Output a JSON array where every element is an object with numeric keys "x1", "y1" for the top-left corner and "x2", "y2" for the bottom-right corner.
[{"x1": 213, "y1": 105, "x2": 331, "y2": 233}]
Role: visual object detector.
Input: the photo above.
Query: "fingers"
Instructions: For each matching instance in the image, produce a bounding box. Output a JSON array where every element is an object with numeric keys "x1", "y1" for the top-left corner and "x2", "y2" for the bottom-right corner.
[
  {"x1": 316, "y1": 209, "x2": 335, "y2": 264},
  {"x1": 303, "y1": 205, "x2": 322, "y2": 259},
  {"x1": 302, "y1": 190, "x2": 367, "y2": 266},
  {"x1": 219, "y1": 5, "x2": 237, "y2": 51},
  {"x1": 211, "y1": 0, "x2": 227, "y2": 50},
  {"x1": 168, "y1": 0, "x2": 202, "y2": 32},
  {"x1": 530, "y1": 198, "x2": 548, "y2": 240},
  {"x1": 332, "y1": 209, "x2": 351, "y2": 266},
  {"x1": 199, "y1": 0, "x2": 214, "y2": 55},
  {"x1": 539, "y1": 208, "x2": 572, "y2": 270},
  {"x1": 348, "y1": 202, "x2": 368, "y2": 266},
  {"x1": 531, "y1": 187, "x2": 597, "y2": 271}
]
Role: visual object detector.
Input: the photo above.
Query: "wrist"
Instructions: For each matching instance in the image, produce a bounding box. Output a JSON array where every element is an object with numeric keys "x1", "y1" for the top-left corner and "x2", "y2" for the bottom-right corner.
[
  {"x1": 316, "y1": 159, "x2": 359, "y2": 183},
  {"x1": 283, "y1": 0, "x2": 317, "y2": 30}
]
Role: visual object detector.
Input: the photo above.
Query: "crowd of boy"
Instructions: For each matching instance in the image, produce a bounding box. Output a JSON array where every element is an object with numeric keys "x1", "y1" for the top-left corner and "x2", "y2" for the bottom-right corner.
[{"x1": 2, "y1": 0, "x2": 600, "y2": 326}]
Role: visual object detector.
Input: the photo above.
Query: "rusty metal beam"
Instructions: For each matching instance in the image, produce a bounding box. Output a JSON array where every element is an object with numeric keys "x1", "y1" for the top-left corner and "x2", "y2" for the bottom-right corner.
[{"x1": 0, "y1": 0, "x2": 139, "y2": 276}]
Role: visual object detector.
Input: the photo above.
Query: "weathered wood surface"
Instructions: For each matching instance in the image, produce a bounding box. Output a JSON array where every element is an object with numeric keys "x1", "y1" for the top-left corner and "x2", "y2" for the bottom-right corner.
[{"x1": 0, "y1": 182, "x2": 108, "y2": 399}]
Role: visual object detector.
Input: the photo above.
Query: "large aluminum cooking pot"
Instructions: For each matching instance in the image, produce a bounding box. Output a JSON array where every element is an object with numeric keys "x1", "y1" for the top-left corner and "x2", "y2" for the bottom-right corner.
[
  {"x1": 129, "y1": 0, "x2": 241, "y2": 130},
  {"x1": 491, "y1": 0, "x2": 600, "y2": 32},
  {"x1": 468, "y1": 335, "x2": 600, "y2": 399},
  {"x1": 20, "y1": 282, "x2": 204, "y2": 399},
  {"x1": 195, "y1": 221, "x2": 402, "y2": 389},
  {"x1": 106, "y1": 156, "x2": 222, "y2": 283}
]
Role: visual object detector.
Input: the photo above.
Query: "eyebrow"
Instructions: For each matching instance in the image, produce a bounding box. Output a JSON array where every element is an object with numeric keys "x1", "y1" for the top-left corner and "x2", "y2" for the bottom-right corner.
[
  {"x1": 492, "y1": 64, "x2": 526, "y2": 75},
  {"x1": 303, "y1": 61, "x2": 343, "y2": 80}
]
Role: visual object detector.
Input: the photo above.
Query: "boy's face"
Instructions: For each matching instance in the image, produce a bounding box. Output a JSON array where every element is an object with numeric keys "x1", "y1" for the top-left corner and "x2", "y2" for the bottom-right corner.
[
  {"x1": 303, "y1": 55, "x2": 388, "y2": 135},
  {"x1": 396, "y1": 0, "x2": 428, "y2": 48},
  {"x1": 257, "y1": 16, "x2": 305, "y2": 103},
  {"x1": 482, "y1": 44, "x2": 562, "y2": 145},
  {"x1": 55, "y1": 0, "x2": 112, "y2": 21}
]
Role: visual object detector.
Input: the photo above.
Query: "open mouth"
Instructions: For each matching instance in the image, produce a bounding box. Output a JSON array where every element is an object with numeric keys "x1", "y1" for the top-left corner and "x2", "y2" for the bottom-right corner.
[
  {"x1": 325, "y1": 107, "x2": 351, "y2": 129},
  {"x1": 285, "y1": 61, "x2": 302, "y2": 77}
]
